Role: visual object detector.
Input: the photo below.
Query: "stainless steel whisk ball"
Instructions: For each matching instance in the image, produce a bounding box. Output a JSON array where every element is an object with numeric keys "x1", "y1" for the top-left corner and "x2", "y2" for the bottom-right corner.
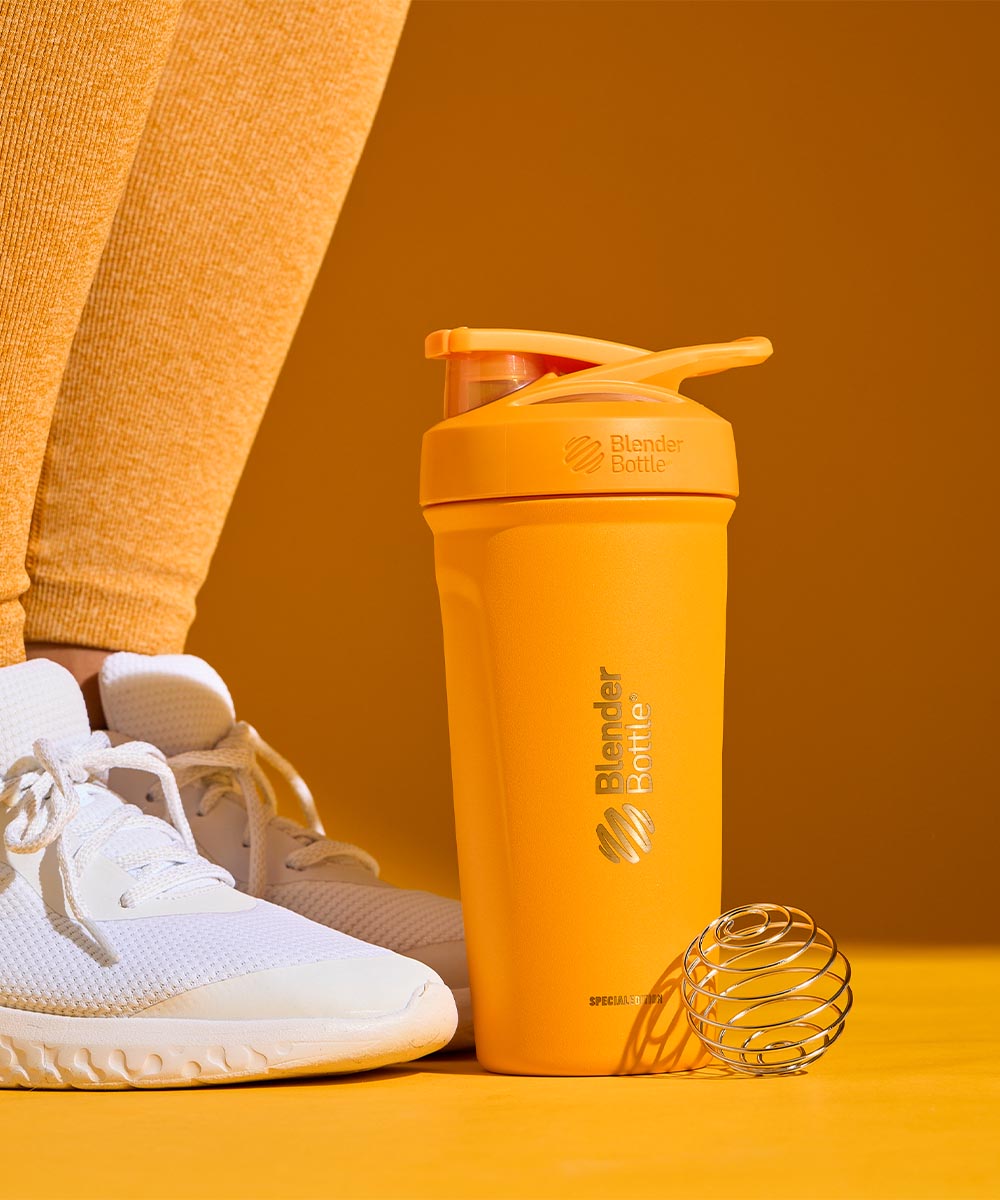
[{"x1": 681, "y1": 904, "x2": 852, "y2": 1076}]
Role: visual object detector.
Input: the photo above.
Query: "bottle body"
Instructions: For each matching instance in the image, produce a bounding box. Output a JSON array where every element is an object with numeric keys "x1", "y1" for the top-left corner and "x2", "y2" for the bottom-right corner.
[{"x1": 425, "y1": 494, "x2": 732, "y2": 1075}]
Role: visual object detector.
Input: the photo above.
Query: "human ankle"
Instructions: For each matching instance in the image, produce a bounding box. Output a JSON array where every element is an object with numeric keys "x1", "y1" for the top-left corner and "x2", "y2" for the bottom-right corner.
[{"x1": 24, "y1": 642, "x2": 112, "y2": 728}]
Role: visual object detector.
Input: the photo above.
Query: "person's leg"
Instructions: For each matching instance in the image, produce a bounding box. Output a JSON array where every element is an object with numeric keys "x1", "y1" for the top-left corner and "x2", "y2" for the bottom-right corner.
[
  {"x1": 0, "y1": 7, "x2": 461, "y2": 1084},
  {"x1": 22, "y1": 0, "x2": 409, "y2": 720},
  {"x1": 0, "y1": 1, "x2": 181, "y2": 670},
  {"x1": 14, "y1": 1, "x2": 470, "y2": 1044}
]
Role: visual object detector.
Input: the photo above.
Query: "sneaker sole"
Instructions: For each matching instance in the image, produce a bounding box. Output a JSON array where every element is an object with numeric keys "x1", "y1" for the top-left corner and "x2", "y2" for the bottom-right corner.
[{"x1": 0, "y1": 980, "x2": 456, "y2": 1089}]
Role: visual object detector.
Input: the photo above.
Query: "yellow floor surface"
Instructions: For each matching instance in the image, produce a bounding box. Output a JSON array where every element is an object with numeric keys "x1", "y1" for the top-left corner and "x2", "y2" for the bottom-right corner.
[{"x1": 3, "y1": 946, "x2": 998, "y2": 1200}]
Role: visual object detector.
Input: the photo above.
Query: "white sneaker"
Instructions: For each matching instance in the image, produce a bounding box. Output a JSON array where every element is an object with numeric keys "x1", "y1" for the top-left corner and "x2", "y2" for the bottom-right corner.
[
  {"x1": 0, "y1": 659, "x2": 456, "y2": 1089},
  {"x1": 100, "y1": 653, "x2": 473, "y2": 1049}
]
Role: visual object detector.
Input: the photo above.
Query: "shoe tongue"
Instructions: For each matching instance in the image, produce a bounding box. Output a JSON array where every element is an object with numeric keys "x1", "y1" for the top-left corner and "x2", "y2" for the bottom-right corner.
[
  {"x1": 99, "y1": 653, "x2": 235, "y2": 756},
  {"x1": 0, "y1": 660, "x2": 91, "y2": 772}
]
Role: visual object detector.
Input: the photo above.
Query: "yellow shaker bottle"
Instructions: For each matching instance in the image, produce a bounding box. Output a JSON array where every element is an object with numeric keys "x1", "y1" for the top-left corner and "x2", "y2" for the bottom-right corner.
[{"x1": 420, "y1": 327, "x2": 772, "y2": 1075}]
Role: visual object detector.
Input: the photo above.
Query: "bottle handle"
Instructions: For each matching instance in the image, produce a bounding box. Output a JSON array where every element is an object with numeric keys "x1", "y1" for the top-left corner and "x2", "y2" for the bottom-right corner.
[{"x1": 516, "y1": 337, "x2": 773, "y2": 399}]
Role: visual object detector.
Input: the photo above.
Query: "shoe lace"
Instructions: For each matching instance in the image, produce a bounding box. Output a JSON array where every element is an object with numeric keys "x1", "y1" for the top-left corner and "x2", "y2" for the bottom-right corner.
[
  {"x1": 163, "y1": 721, "x2": 379, "y2": 898},
  {"x1": 1, "y1": 732, "x2": 233, "y2": 962}
]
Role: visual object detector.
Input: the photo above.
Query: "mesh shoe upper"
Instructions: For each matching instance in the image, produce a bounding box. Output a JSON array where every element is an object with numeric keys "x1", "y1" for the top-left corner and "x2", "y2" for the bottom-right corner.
[
  {"x1": 0, "y1": 659, "x2": 392, "y2": 1020},
  {"x1": 266, "y1": 879, "x2": 463, "y2": 955},
  {"x1": 0, "y1": 875, "x2": 381, "y2": 1017}
]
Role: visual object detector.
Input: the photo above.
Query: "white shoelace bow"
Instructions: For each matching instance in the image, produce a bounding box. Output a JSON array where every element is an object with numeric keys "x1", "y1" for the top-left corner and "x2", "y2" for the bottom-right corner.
[
  {"x1": 1, "y1": 733, "x2": 232, "y2": 962},
  {"x1": 165, "y1": 721, "x2": 379, "y2": 898}
]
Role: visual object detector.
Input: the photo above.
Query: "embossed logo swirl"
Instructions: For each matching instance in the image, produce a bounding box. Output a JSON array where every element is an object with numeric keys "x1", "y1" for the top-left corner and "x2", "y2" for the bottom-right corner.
[
  {"x1": 597, "y1": 804, "x2": 655, "y2": 865},
  {"x1": 563, "y1": 435, "x2": 605, "y2": 473}
]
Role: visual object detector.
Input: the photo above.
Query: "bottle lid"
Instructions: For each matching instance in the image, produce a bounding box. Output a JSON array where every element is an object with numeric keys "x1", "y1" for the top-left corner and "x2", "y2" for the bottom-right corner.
[{"x1": 420, "y1": 327, "x2": 772, "y2": 506}]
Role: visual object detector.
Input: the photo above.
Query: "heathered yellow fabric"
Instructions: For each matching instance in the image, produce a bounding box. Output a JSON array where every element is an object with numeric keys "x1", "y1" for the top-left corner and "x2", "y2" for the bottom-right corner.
[
  {"x1": 0, "y1": 2, "x2": 182, "y2": 665},
  {"x1": 1, "y1": 0, "x2": 408, "y2": 664}
]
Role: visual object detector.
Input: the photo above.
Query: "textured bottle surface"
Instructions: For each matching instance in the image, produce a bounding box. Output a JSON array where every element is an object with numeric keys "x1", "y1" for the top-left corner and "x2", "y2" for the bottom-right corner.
[{"x1": 426, "y1": 495, "x2": 731, "y2": 1075}]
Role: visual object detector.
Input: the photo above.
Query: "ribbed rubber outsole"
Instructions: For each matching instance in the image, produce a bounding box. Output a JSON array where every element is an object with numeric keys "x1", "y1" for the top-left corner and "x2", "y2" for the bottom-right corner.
[{"x1": 0, "y1": 980, "x2": 457, "y2": 1089}]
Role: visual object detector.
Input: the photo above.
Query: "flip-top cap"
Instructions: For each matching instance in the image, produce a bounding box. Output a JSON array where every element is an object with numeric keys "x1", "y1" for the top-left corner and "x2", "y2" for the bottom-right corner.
[{"x1": 420, "y1": 327, "x2": 771, "y2": 506}]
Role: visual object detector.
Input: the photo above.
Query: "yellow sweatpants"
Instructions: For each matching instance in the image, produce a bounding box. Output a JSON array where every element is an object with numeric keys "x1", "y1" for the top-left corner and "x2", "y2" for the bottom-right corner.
[{"x1": 0, "y1": 0, "x2": 408, "y2": 666}]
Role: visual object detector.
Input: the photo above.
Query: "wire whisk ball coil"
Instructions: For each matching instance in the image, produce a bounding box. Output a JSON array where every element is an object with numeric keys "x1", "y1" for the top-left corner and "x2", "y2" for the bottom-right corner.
[{"x1": 681, "y1": 904, "x2": 852, "y2": 1076}]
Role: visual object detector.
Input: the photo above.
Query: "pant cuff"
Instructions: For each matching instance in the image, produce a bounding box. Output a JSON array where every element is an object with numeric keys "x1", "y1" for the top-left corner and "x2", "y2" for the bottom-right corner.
[{"x1": 22, "y1": 573, "x2": 192, "y2": 655}]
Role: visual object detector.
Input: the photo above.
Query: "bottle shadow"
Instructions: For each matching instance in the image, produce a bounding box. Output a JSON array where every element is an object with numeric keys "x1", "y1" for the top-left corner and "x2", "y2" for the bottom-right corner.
[{"x1": 613, "y1": 951, "x2": 713, "y2": 1075}]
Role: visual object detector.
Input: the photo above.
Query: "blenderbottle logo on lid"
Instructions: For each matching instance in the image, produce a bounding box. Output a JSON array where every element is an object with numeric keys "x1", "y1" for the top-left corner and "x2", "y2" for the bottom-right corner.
[{"x1": 563, "y1": 435, "x2": 605, "y2": 473}]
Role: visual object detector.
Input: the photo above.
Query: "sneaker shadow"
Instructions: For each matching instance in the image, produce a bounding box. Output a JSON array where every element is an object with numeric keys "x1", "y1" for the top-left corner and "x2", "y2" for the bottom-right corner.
[
  {"x1": 224, "y1": 1047, "x2": 485, "y2": 1090},
  {"x1": 229, "y1": 1064, "x2": 428, "y2": 1090}
]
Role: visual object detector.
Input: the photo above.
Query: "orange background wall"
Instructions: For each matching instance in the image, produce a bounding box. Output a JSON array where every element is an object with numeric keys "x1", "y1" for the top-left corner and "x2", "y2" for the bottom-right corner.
[{"x1": 189, "y1": 1, "x2": 998, "y2": 944}]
